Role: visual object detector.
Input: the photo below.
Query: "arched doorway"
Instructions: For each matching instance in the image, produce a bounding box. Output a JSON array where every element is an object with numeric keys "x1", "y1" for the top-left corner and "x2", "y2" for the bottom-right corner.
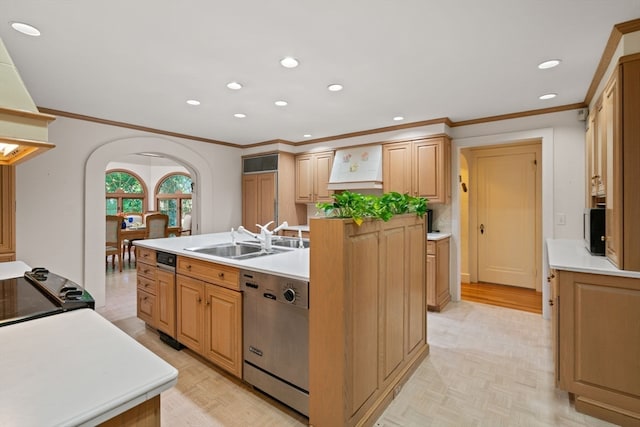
[{"x1": 85, "y1": 136, "x2": 212, "y2": 307}]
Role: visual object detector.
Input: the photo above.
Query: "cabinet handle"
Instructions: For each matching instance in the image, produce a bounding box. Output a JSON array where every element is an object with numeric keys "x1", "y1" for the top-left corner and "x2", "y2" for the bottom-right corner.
[
  {"x1": 206, "y1": 300, "x2": 210, "y2": 306},
  {"x1": 186, "y1": 265, "x2": 192, "y2": 270},
  {"x1": 197, "y1": 296, "x2": 202, "y2": 303},
  {"x1": 218, "y1": 272, "x2": 224, "y2": 279},
  {"x1": 548, "y1": 299, "x2": 554, "y2": 306},
  {"x1": 601, "y1": 235, "x2": 606, "y2": 241}
]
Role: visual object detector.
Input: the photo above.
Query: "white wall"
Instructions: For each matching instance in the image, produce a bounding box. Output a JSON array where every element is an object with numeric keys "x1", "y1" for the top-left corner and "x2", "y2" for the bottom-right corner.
[{"x1": 15, "y1": 116, "x2": 242, "y2": 307}]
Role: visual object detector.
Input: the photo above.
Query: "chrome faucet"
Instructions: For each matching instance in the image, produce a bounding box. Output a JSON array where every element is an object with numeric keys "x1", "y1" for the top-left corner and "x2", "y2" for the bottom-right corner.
[{"x1": 237, "y1": 221, "x2": 288, "y2": 251}]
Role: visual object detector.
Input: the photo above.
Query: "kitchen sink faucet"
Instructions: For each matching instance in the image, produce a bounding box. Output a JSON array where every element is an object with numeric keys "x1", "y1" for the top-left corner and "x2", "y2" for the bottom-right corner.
[{"x1": 237, "y1": 221, "x2": 288, "y2": 251}]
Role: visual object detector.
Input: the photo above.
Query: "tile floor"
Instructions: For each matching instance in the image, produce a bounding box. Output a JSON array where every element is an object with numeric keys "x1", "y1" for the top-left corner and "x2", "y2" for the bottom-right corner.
[{"x1": 99, "y1": 265, "x2": 616, "y2": 426}]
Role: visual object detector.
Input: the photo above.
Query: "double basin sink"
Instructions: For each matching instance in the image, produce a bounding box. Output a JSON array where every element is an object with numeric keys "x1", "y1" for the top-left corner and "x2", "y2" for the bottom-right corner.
[{"x1": 185, "y1": 236, "x2": 309, "y2": 260}]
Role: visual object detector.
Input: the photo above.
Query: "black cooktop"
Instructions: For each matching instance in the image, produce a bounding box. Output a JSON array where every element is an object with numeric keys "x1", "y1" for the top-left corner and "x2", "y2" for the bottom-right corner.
[{"x1": 0, "y1": 268, "x2": 94, "y2": 327}]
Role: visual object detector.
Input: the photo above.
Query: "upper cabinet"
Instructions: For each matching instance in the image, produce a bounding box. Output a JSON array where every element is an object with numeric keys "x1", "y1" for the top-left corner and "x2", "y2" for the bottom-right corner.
[
  {"x1": 591, "y1": 53, "x2": 640, "y2": 271},
  {"x1": 295, "y1": 151, "x2": 334, "y2": 204},
  {"x1": 383, "y1": 136, "x2": 451, "y2": 204},
  {"x1": 242, "y1": 152, "x2": 305, "y2": 233},
  {"x1": 0, "y1": 166, "x2": 15, "y2": 262}
]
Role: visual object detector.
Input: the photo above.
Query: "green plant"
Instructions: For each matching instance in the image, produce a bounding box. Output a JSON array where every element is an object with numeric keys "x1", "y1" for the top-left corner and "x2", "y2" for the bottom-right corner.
[{"x1": 316, "y1": 191, "x2": 427, "y2": 226}]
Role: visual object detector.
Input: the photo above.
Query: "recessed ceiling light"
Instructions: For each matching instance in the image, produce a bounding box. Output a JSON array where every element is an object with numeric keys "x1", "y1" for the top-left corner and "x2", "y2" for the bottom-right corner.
[
  {"x1": 274, "y1": 100, "x2": 288, "y2": 107},
  {"x1": 280, "y1": 57, "x2": 299, "y2": 68},
  {"x1": 10, "y1": 21, "x2": 41, "y2": 36},
  {"x1": 539, "y1": 93, "x2": 557, "y2": 100},
  {"x1": 234, "y1": 113, "x2": 246, "y2": 118},
  {"x1": 303, "y1": 134, "x2": 312, "y2": 138},
  {"x1": 327, "y1": 84, "x2": 343, "y2": 92},
  {"x1": 186, "y1": 99, "x2": 200, "y2": 106},
  {"x1": 393, "y1": 116, "x2": 404, "y2": 121},
  {"x1": 538, "y1": 59, "x2": 561, "y2": 70},
  {"x1": 226, "y1": 81, "x2": 242, "y2": 90}
]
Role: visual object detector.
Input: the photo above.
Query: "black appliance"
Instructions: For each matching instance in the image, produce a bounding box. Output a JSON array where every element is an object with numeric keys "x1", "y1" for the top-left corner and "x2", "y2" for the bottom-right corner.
[
  {"x1": 584, "y1": 208, "x2": 606, "y2": 256},
  {"x1": 426, "y1": 209, "x2": 433, "y2": 233},
  {"x1": 0, "y1": 268, "x2": 95, "y2": 327}
]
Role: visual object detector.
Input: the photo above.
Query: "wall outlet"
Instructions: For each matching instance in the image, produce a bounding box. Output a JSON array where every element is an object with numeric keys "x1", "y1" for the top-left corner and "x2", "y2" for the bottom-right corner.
[{"x1": 556, "y1": 213, "x2": 566, "y2": 225}]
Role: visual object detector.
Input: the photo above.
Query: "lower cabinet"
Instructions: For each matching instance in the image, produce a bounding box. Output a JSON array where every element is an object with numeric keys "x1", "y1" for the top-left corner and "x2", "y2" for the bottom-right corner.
[
  {"x1": 426, "y1": 237, "x2": 451, "y2": 312},
  {"x1": 176, "y1": 256, "x2": 243, "y2": 378},
  {"x1": 553, "y1": 269, "x2": 640, "y2": 425}
]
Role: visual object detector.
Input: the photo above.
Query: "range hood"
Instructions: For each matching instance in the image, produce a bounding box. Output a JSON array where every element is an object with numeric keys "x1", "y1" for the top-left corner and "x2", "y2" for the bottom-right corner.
[
  {"x1": 0, "y1": 37, "x2": 55, "y2": 166},
  {"x1": 328, "y1": 145, "x2": 383, "y2": 190}
]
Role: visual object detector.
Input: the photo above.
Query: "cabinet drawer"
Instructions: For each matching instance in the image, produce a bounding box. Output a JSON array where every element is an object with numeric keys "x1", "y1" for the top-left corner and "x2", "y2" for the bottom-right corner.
[
  {"x1": 137, "y1": 262, "x2": 156, "y2": 280},
  {"x1": 137, "y1": 289, "x2": 156, "y2": 326},
  {"x1": 137, "y1": 275, "x2": 157, "y2": 295},
  {"x1": 177, "y1": 256, "x2": 240, "y2": 290},
  {"x1": 427, "y1": 241, "x2": 436, "y2": 255},
  {"x1": 137, "y1": 247, "x2": 156, "y2": 264}
]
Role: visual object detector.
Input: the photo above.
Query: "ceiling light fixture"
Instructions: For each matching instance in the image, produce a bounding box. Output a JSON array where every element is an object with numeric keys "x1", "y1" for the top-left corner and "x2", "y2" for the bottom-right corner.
[
  {"x1": 327, "y1": 84, "x2": 343, "y2": 92},
  {"x1": 538, "y1": 59, "x2": 561, "y2": 69},
  {"x1": 274, "y1": 100, "x2": 288, "y2": 106},
  {"x1": 234, "y1": 113, "x2": 246, "y2": 118},
  {"x1": 393, "y1": 116, "x2": 404, "y2": 121},
  {"x1": 539, "y1": 93, "x2": 557, "y2": 100},
  {"x1": 186, "y1": 99, "x2": 200, "y2": 106},
  {"x1": 10, "y1": 21, "x2": 41, "y2": 36},
  {"x1": 280, "y1": 57, "x2": 299, "y2": 68},
  {"x1": 226, "y1": 81, "x2": 242, "y2": 90}
]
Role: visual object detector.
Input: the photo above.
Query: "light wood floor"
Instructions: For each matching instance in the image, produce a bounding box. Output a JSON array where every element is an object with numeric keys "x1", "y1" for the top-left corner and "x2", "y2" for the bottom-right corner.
[
  {"x1": 99, "y1": 265, "x2": 614, "y2": 427},
  {"x1": 461, "y1": 282, "x2": 543, "y2": 314}
]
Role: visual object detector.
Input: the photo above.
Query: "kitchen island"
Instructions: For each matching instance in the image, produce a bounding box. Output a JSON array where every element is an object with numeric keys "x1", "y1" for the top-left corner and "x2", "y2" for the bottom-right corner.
[
  {"x1": 0, "y1": 308, "x2": 178, "y2": 427},
  {"x1": 546, "y1": 239, "x2": 640, "y2": 426}
]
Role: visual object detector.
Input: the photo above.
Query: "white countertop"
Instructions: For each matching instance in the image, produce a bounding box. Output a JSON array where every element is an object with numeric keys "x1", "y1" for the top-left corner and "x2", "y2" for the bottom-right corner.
[
  {"x1": 135, "y1": 232, "x2": 309, "y2": 281},
  {"x1": 427, "y1": 232, "x2": 451, "y2": 241},
  {"x1": 0, "y1": 260, "x2": 31, "y2": 280},
  {"x1": 0, "y1": 309, "x2": 177, "y2": 427},
  {"x1": 546, "y1": 239, "x2": 640, "y2": 278}
]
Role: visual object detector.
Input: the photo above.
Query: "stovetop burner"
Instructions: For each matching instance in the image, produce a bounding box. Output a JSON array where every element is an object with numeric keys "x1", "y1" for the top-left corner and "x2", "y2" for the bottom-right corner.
[{"x1": 0, "y1": 268, "x2": 95, "y2": 327}]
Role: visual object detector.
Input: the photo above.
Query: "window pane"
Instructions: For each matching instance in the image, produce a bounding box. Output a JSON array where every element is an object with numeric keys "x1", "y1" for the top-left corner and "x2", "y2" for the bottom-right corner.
[
  {"x1": 122, "y1": 198, "x2": 143, "y2": 213},
  {"x1": 182, "y1": 199, "x2": 192, "y2": 217},
  {"x1": 159, "y1": 175, "x2": 192, "y2": 194},
  {"x1": 106, "y1": 171, "x2": 144, "y2": 193},
  {"x1": 159, "y1": 199, "x2": 178, "y2": 226},
  {"x1": 106, "y1": 198, "x2": 118, "y2": 215}
]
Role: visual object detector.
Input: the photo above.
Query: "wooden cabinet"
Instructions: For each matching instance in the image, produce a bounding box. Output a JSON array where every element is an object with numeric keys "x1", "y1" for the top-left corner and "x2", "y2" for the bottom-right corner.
[
  {"x1": 242, "y1": 152, "x2": 305, "y2": 233},
  {"x1": 426, "y1": 237, "x2": 451, "y2": 312},
  {"x1": 0, "y1": 166, "x2": 15, "y2": 262},
  {"x1": 553, "y1": 269, "x2": 640, "y2": 425},
  {"x1": 548, "y1": 270, "x2": 559, "y2": 387},
  {"x1": 309, "y1": 214, "x2": 428, "y2": 427},
  {"x1": 295, "y1": 151, "x2": 334, "y2": 203},
  {"x1": 136, "y1": 247, "x2": 176, "y2": 338},
  {"x1": 176, "y1": 256, "x2": 242, "y2": 378},
  {"x1": 136, "y1": 247, "x2": 158, "y2": 327},
  {"x1": 586, "y1": 103, "x2": 606, "y2": 198},
  {"x1": 383, "y1": 136, "x2": 451, "y2": 204}
]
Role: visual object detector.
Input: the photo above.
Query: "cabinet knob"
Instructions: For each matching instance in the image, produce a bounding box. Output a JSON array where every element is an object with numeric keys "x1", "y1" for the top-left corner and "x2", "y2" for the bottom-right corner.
[
  {"x1": 197, "y1": 296, "x2": 202, "y2": 303},
  {"x1": 548, "y1": 299, "x2": 554, "y2": 306},
  {"x1": 186, "y1": 265, "x2": 192, "y2": 270},
  {"x1": 601, "y1": 235, "x2": 606, "y2": 241},
  {"x1": 218, "y1": 272, "x2": 224, "y2": 278}
]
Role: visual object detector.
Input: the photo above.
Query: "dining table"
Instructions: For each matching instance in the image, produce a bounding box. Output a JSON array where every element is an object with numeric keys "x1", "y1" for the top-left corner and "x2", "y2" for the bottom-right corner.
[{"x1": 120, "y1": 225, "x2": 182, "y2": 263}]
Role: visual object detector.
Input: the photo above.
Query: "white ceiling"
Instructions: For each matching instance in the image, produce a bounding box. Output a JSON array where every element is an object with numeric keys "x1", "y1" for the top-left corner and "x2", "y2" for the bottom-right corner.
[{"x1": 2, "y1": 1, "x2": 640, "y2": 146}]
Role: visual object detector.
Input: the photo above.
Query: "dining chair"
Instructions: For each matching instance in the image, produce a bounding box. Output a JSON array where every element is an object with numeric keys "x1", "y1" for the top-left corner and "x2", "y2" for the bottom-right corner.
[
  {"x1": 181, "y1": 214, "x2": 192, "y2": 236},
  {"x1": 105, "y1": 215, "x2": 123, "y2": 272},
  {"x1": 128, "y1": 213, "x2": 169, "y2": 264}
]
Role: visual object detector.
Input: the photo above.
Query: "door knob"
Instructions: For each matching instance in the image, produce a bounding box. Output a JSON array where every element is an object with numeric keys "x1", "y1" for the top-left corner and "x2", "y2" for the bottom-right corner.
[{"x1": 480, "y1": 224, "x2": 485, "y2": 234}]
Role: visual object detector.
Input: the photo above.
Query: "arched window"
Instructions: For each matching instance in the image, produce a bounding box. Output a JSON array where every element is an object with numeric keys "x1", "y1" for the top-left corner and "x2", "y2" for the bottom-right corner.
[
  {"x1": 155, "y1": 173, "x2": 192, "y2": 227},
  {"x1": 105, "y1": 169, "x2": 147, "y2": 215}
]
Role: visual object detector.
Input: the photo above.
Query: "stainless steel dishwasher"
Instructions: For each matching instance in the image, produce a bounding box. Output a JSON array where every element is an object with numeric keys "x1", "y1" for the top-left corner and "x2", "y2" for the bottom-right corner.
[{"x1": 240, "y1": 269, "x2": 309, "y2": 416}]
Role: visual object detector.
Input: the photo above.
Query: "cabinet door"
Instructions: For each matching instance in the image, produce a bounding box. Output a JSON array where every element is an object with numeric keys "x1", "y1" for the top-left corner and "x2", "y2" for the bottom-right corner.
[
  {"x1": 585, "y1": 111, "x2": 597, "y2": 203},
  {"x1": 604, "y1": 75, "x2": 621, "y2": 268},
  {"x1": 414, "y1": 138, "x2": 450, "y2": 203},
  {"x1": 257, "y1": 172, "x2": 276, "y2": 228},
  {"x1": 314, "y1": 152, "x2": 334, "y2": 203},
  {"x1": 595, "y1": 102, "x2": 607, "y2": 196},
  {"x1": 382, "y1": 143, "x2": 412, "y2": 195},
  {"x1": 549, "y1": 270, "x2": 559, "y2": 387},
  {"x1": 242, "y1": 174, "x2": 259, "y2": 233},
  {"x1": 295, "y1": 154, "x2": 314, "y2": 203},
  {"x1": 157, "y1": 268, "x2": 176, "y2": 337},
  {"x1": 0, "y1": 166, "x2": 15, "y2": 260},
  {"x1": 435, "y1": 238, "x2": 450, "y2": 304},
  {"x1": 407, "y1": 223, "x2": 426, "y2": 355},
  {"x1": 176, "y1": 275, "x2": 204, "y2": 353},
  {"x1": 204, "y1": 284, "x2": 243, "y2": 378},
  {"x1": 426, "y1": 254, "x2": 436, "y2": 307},
  {"x1": 136, "y1": 289, "x2": 157, "y2": 327}
]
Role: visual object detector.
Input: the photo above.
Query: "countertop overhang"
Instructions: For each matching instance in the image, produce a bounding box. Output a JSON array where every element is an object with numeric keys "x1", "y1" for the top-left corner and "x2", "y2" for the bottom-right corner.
[
  {"x1": 0, "y1": 309, "x2": 178, "y2": 426},
  {"x1": 546, "y1": 238, "x2": 640, "y2": 278}
]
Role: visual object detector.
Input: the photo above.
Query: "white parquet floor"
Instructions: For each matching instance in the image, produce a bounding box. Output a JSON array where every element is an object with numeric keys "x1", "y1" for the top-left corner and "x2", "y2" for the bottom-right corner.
[{"x1": 100, "y1": 264, "x2": 616, "y2": 427}]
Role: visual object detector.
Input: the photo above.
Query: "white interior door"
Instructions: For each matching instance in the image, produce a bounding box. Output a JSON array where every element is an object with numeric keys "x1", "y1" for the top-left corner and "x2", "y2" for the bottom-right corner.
[{"x1": 476, "y1": 147, "x2": 538, "y2": 288}]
